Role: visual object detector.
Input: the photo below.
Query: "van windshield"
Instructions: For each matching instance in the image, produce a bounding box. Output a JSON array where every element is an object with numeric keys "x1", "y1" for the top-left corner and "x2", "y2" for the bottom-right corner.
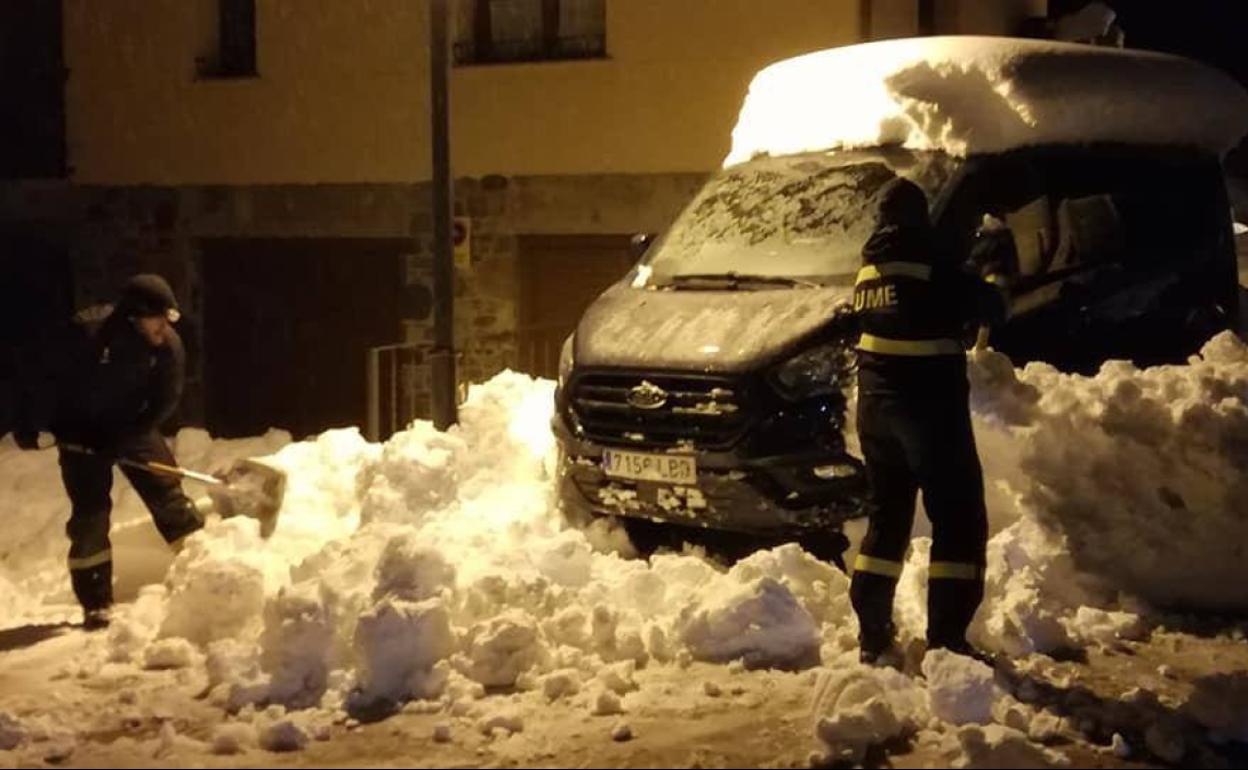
[{"x1": 642, "y1": 150, "x2": 958, "y2": 287}]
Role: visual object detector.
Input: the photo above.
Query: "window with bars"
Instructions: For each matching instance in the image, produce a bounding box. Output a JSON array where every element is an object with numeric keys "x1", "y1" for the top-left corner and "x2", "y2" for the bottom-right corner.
[
  {"x1": 196, "y1": 0, "x2": 257, "y2": 78},
  {"x1": 454, "y1": 0, "x2": 606, "y2": 65}
]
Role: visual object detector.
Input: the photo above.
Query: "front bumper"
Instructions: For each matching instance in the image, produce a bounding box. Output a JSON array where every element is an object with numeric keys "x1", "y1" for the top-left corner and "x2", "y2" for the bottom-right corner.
[{"x1": 554, "y1": 415, "x2": 866, "y2": 537}]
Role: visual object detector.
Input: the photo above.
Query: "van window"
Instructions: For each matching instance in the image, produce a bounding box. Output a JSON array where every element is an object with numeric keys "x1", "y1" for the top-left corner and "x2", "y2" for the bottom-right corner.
[
  {"x1": 1004, "y1": 197, "x2": 1053, "y2": 277},
  {"x1": 642, "y1": 150, "x2": 958, "y2": 286},
  {"x1": 1109, "y1": 164, "x2": 1224, "y2": 271},
  {"x1": 1055, "y1": 195, "x2": 1124, "y2": 267},
  {"x1": 936, "y1": 154, "x2": 1046, "y2": 273},
  {"x1": 952, "y1": 153, "x2": 1132, "y2": 314},
  {"x1": 983, "y1": 150, "x2": 1224, "y2": 318}
]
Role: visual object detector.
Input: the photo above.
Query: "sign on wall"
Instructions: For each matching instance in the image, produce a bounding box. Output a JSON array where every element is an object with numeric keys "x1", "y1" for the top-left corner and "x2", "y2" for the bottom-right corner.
[{"x1": 453, "y1": 216, "x2": 472, "y2": 268}]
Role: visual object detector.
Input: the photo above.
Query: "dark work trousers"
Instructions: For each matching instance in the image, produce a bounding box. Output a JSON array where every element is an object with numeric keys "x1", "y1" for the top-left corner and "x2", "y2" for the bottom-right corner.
[
  {"x1": 850, "y1": 389, "x2": 989, "y2": 652},
  {"x1": 58, "y1": 432, "x2": 204, "y2": 610}
]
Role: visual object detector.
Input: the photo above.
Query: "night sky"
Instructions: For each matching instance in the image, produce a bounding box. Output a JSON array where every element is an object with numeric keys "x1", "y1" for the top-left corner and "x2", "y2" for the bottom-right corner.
[{"x1": 1095, "y1": 0, "x2": 1248, "y2": 172}]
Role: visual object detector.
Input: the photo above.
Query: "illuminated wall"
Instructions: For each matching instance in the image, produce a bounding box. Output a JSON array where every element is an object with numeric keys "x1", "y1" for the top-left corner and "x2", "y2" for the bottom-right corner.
[{"x1": 65, "y1": 0, "x2": 860, "y2": 184}]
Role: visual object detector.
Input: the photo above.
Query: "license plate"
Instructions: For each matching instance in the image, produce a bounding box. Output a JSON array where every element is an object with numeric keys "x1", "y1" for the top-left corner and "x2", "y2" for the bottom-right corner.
[{"x1": 603, "y1": 449, "x2": 697, "y2": 485}]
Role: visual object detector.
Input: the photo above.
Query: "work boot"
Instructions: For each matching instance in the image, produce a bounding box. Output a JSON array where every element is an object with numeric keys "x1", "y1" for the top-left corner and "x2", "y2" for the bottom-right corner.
[
  {"x1": 858, "y1": 620, "x2": 899, "y2": 667},
  {"x1": 927, "y1": 637, "x2": 995, "y2": 667},
  {"x1": 82, "y1": 606, "x2": 111, "y2": 631},
  {"x1": 927, "y1": 576, "x2": 986, "y2": 660},
  {"x1": 70, "y1": 561, "x2": 113, "y2": 613},
  {"x1": 860, "y1": 643, "x2": 906, "y2": 670}
]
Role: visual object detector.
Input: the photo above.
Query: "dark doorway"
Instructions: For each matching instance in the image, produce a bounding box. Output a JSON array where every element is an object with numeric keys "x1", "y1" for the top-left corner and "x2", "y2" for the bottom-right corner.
[
  {"x1": 516, "y1": 234, "x2": 634, "y2": 378},
  {"x1": 0, "y1": 1, "x2": 66, "y2": 179},
  {"x1": 0, "y1": 228, "x2": 72, "y2": 433},
  {"x1": 200, "y1": 238, "x2": 404, "y2": 439}
]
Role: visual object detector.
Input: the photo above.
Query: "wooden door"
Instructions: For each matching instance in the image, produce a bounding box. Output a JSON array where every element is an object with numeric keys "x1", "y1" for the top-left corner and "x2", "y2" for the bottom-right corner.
[
  {"x1": 200, "y1": 238, "x2": 404, "y2": 438},
  {"x1": 516, "y1": 234, "x2": 634, "y2": 377}
]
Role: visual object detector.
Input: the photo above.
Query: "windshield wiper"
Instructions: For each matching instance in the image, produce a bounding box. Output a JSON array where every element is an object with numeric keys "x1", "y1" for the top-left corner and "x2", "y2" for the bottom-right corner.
[{"x1": 664, "y1": 272, "x2": 822, "y2": 290}]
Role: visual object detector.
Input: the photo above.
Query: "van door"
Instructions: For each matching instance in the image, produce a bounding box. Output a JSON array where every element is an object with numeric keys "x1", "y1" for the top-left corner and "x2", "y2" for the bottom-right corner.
[
  {"x1": 1043, "y1": 154, "x2": 1233, "y2": 367},
  {"x1": 949, "y1": 150, "x2": 1233, "y2": 370},
  {"x1": 935, "y1": 154, "x2": 1086, "y2": 367}
]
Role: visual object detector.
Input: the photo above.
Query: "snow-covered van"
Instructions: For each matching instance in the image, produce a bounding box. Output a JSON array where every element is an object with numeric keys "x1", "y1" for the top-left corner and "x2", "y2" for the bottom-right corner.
[{"x1": 554, "y1": 37, "x2": 1248, "y2": 554}]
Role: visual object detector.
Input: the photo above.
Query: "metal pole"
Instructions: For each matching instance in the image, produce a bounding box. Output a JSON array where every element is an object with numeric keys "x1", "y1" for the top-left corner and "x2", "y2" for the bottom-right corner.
[
  {"x1": 407, "y1": 349, "x2": 418, "y2": 428},
  {"x1": 429, "y1": 0, "x2": 458, "y2": 430},
  {"x1": 389, "y1": 350, "x2": 398, "y2": 436},
  {"x1": 366, "y1": 348, "x2": 381, "y2": 442},
  {"x1": 918, "y1": 0, "x2": 937, "y2": 36}
]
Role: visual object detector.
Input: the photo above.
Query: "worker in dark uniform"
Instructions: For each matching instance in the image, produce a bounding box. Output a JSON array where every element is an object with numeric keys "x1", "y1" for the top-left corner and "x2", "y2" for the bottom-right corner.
[
  {"x1": 12, "y1": 274, "x2": 203, "y2": 629},
  {"x1": 849, "y1": 178, "x2": 1006, "y2": 663}
]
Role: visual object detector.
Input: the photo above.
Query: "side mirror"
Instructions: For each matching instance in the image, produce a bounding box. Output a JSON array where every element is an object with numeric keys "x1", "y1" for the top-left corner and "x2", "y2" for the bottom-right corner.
[{"x1": 630, "y1": 233, "x2": 656, "y2": 260}]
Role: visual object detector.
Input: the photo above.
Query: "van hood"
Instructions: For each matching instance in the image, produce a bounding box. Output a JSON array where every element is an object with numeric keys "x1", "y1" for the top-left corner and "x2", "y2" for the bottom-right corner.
[{"x1": 574, "y1": 283, "x2": 854, "y2": 373}]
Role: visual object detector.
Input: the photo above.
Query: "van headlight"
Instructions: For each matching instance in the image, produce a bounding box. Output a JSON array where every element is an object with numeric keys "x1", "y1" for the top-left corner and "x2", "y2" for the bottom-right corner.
[
  {"x1": 557, "y1": 334, "x2": 575, "y2": 390},
  {"x1": 771, "y1": 341, "x2": 855, "y2": 400}
]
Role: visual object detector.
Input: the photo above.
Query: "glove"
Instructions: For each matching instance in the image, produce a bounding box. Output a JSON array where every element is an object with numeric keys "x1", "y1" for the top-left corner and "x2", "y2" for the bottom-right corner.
[
  {"x1": 14, "y1": 430, "x2": 40, "y2": 451},
  {"x1": 88, "y1": 437, "x2": 121, "y2": 460}
]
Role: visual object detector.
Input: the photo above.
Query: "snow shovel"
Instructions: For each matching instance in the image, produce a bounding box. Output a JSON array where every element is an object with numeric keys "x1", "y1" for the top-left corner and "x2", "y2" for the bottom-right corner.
[{"x1": 59, "y1": 443, "x2": 287, "y2": 539}]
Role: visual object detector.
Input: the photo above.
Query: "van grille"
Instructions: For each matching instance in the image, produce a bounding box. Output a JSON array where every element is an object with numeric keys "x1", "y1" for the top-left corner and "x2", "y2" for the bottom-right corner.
[{"x1": 569, "y1": 372, "x2": 749, "y2": 449}]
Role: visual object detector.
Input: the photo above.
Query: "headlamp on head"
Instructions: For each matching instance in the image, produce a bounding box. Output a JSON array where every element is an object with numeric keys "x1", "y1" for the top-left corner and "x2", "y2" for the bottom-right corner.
[{"x1": 119, "y1": 274, "x2": 180, "y2": 324}]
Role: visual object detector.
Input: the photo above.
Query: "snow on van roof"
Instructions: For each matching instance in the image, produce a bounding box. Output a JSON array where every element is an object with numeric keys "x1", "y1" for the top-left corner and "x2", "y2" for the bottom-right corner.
[{"x1": 725, "y1": 36, "x2": 1248, "y2": 166}]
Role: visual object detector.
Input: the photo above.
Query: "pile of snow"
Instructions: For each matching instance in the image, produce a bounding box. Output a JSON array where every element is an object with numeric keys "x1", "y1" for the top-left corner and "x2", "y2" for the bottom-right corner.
[
  {"x1": 1184, "y1": 673, "x2": 1248, "y2": 743},
  {"x1": 0, "y1": 428, "x2": 291, "y2": 623},
  {"x1": 811, "y1": 663, "x2": 930, "y2": 764},
  {"x1": 6, "y1": 373, "x2": 851, "y2": 721},
  {"x1": 923, "y1": 650, "x2": 1000, "y2": 725},
  {"x1": 677, "y1": 573, "x2": 821, "y2": 670},
  {"x1": 210, "y1": 722, "x2": 258, "y2": 755},
  {"x1": 940, "y1": 724, "x2": 1070, "y2": 769},
  {"x1": 2, "y1": 333, "x2": 1246, "y2": 761},
  {"x1": 727, "y1": 36, "x2": 1248, "y2": 165},
  {"x1": 968, "y1": 332, "x2": 1248, "y2": 612},
  {"x1": 0, "y1": 713, "x2": 25, "y2": 751},
  {"x1": 811, "y1": 650, "x2": 1060, "y2": 766}
]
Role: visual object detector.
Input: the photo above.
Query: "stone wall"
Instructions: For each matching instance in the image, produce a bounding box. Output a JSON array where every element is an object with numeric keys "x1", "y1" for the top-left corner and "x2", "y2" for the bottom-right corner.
[{"x1": 1, "y1": 171, "x2": 704, "y2": 432}]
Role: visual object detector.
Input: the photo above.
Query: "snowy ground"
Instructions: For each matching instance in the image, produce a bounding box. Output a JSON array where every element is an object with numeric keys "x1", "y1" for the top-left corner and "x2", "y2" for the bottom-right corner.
[{"x1": 1, "y1": 333, "x2": 1247, "y2": 768}]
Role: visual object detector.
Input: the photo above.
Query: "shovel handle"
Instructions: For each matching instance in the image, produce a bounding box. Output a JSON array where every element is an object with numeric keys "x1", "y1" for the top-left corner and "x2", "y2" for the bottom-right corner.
[
  {"x1": 59, "y1": 442, "x2": 222, "y2": 486},
  {"x1": 129, "y1": 459, "x2": 223, "y2": 487}
]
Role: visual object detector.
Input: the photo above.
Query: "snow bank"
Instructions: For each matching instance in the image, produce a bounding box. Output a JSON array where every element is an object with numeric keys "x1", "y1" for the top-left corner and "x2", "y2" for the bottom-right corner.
[
  {"x1": 973, "y1": 518, "x2": 1094, "y2": 656},
  {"x1": 968, "y1": 332, "x2": 1248, "y2": 611},
  {"x1": 3, "y1": 334, "x2": 1246, "y2": 764},
  {"x1": 0, "y1": 428, "x2": 291, "y2": 626},
  {"x1": 727, "y1": 36, "x2": 1248, "y2": 165},
  {"x1": 27, "y1": 372, "x2": 832, "y2": 716}
]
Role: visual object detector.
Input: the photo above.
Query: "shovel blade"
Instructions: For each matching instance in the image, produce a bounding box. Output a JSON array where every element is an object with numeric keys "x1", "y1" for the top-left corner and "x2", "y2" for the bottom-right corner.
[{"x1": 207, "y1": 457, "x2": 287, "y2": 538}]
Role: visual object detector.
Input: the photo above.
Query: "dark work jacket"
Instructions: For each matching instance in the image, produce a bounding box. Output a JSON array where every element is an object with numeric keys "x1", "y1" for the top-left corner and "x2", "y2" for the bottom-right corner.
[
  {"x1": 855, "y1": 224, "x2": 1005, "y2": 399},
  {"x1": 16, "y1": 304, "x2": 185, "y2": 448}
]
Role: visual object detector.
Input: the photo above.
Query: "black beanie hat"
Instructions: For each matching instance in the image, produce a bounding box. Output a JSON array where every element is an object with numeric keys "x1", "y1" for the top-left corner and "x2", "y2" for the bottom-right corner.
[
  {"x1": 118, "y1": 274, "x2": 180, "y2": 320},
  {"x1": 876, "y1": 177, "x2": 930, "y2": 229}
]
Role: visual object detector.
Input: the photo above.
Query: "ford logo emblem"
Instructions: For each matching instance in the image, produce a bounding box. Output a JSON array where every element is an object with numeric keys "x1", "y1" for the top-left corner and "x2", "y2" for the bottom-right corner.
[{"x1": 628, "y1": 381, "x2": 669, "y2": 410}]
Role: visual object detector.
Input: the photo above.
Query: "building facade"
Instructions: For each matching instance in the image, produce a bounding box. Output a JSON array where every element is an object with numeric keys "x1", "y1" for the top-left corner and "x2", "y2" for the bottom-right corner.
[{"x1": 1, "y1": 0, "x2": 1044, "y2": 439}]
